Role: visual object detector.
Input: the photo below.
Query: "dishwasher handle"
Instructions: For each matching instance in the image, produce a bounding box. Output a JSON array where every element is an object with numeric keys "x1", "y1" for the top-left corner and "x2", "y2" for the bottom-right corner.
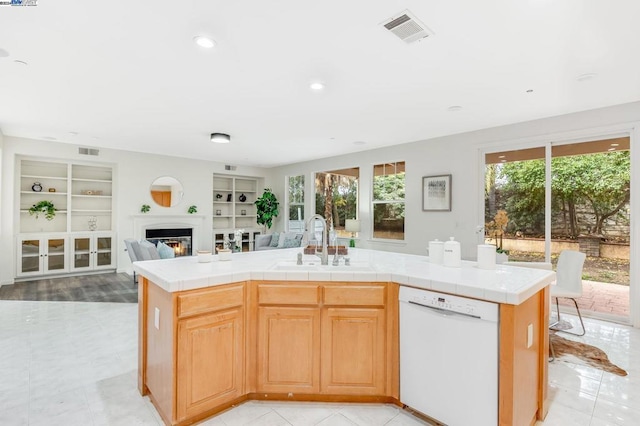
[{"x1": 407, "y1": 300, "x2": 481, "y2": 320}]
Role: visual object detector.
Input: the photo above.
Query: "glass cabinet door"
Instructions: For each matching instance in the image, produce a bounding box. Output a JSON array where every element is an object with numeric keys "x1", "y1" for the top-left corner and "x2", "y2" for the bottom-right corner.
[
  {"x1": 20, "y1": 239, "x2": 41, "y2": 274},
  {"x1": 46, "y1": 238, "x2": 66, "y2": 271},
  {"x1": 73, "y1": 237, "x2": 91, "y2": 269},
  {"x1": 96, "y1": 236, "x2": 112, "y2": 267}
]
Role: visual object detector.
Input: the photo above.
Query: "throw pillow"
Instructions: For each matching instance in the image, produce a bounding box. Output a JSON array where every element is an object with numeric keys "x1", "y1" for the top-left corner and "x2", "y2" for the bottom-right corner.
[
  {"x1": 157, "y1": 241, "x2": 175, "y2": 259},
  {"x1": 277, "y1": 232, "x2": 297, "y2": 248},
  {"x1": 268, "y1": 232, "x2": 280, "y2": 247},
  {"x1": 282, "y1": 237, "x2": 300, "y2": 248}
]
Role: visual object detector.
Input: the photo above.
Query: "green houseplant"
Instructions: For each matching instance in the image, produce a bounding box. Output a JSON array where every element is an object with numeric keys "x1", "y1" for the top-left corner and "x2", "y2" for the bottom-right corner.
[
  {"x1": 255, "y1": 188, "x2": 279, "y2": 231},
  {"x1": 188, "y1": 205, "x2": 197, "y2": 214},
  {"x1": 28, "y1": 200, "x2": 57, "y2": 221}
]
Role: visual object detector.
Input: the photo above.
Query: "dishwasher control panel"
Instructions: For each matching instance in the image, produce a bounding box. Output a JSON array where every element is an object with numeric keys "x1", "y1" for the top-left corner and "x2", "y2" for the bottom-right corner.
[{"x1": 399, "y1": 286, "x2": 498, "y2": 321}]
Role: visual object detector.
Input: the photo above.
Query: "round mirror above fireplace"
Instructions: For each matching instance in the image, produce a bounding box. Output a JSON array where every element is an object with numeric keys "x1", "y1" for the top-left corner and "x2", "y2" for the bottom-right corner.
[{"x1": 150, "y1": 176, "x2": 183, "y2": 208}]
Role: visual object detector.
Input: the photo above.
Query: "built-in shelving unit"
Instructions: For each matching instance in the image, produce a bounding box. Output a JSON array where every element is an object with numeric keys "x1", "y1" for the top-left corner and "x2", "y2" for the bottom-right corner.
[
  {"x1": 212, "y1": 175, "x2": 261, "y2": 251},
  {"x1": 16, "y1": 158, "x2": 115, "y2": 278}
]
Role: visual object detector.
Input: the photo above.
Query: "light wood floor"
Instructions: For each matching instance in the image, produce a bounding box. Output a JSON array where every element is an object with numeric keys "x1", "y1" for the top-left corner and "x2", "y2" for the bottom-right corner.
[{"x1": 0, "y1": 273, "x2": 137, "y2": 303}]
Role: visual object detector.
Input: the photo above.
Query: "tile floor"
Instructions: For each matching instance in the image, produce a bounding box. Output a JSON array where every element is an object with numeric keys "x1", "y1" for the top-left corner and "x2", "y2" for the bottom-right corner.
[{"x1": 0, "y1": 300, "x2": 638, "y2": 426}]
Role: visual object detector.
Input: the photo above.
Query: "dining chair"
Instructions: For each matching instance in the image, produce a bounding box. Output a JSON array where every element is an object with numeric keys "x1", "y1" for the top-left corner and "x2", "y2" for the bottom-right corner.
[{"x1": 550, "y1": 250, "x2": 587, "y2": 336}]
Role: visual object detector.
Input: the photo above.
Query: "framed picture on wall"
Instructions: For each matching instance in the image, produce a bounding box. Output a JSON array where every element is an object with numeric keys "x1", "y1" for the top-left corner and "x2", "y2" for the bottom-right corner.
[{"x1": 422, "y1": 174, "x2": 452, "y2": 211}]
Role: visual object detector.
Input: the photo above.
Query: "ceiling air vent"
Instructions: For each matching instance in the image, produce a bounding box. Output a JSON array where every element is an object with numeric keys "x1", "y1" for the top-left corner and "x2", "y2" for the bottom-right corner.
[
  {"x1": 78, "y1": 147, "x2": 100, "y2": 156},
  {"x1": 381, "y1": 10, "x2": 433, "y2": 44}
]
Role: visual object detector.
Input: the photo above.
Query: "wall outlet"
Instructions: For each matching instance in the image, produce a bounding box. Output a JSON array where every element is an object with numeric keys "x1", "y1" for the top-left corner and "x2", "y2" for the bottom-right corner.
[
  {"x1": 527, "y1": 323, "x2": 533, "y2": 348},
  {"x1": 154, "y1": 307, "x2": 160, "y2": 330}
]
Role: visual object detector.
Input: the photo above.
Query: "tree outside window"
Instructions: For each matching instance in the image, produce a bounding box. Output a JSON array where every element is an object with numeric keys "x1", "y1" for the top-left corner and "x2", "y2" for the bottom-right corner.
[
  {"x1": 315, "y1": 168, "x2": 358, "y2": 237},
  {"x1": 373, "y1": 162, "x2": 405, "y2": 240},
  {"x1": 287, "y1": 175, "x2": 305, "y2": 232}
]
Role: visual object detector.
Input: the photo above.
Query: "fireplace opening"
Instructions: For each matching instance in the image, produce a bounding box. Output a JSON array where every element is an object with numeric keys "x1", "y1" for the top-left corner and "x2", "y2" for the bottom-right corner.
[{"x1": 145, "y1": 228, "x2": 192, "y2": 257}]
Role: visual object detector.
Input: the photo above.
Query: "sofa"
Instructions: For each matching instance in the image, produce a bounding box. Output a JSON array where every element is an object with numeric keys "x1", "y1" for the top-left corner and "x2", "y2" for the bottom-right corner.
[{"x1": 255, "y1": 232, "x2": 303, "y2": 251}]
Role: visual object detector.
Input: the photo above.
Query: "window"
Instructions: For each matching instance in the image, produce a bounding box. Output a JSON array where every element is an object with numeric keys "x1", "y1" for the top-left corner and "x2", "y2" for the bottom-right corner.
[
  {"x1": 287, "y1": 175, "x2": 305, "y2": 232},
  {"x1": 315, "y1": 168, "x2": 358, "y2": 238},
  {"x1": 373, "y1": 161, "x2": 405, "y2": 240}
]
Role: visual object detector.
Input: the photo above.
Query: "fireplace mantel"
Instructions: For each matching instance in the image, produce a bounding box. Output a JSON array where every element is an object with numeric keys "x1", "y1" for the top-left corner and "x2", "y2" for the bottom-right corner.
[{"x1": 132, "y1": 215, "x2": 206, "y2": 251}]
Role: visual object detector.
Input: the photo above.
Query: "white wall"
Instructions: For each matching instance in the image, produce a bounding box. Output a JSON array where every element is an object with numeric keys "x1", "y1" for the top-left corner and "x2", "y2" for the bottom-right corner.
[
  {"x1": 268, "y1": 102, "x2": 640, "y2": 326},
  {"x1": 0, "y1": 136, "x2": 270, "y2": 284}
]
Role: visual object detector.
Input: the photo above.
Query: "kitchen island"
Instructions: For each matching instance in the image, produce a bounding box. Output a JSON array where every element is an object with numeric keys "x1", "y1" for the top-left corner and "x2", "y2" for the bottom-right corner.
[{"x1": 134, "y1": 248, "x2": 555, "y2": 426}]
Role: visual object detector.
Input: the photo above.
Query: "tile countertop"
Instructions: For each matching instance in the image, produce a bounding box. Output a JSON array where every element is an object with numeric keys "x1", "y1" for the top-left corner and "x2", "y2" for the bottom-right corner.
[{"x1": 132, "y1": 248, "x2": 556, "y2": 305}]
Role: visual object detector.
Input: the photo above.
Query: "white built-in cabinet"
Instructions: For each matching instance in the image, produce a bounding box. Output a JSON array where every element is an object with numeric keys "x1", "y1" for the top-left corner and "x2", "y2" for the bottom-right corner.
[
  {"x1": 70, "y1": 233, "x2": 115, "y2": 272},
  {"x1": 16, "y1": 158, "x2": 115, "y2": 278},
  {"x1": 212, "y1": 175, "x2": 261, "y2": 251},
  {"x1": 16, "y1": 235, "x2": 69, "y2": 277}
]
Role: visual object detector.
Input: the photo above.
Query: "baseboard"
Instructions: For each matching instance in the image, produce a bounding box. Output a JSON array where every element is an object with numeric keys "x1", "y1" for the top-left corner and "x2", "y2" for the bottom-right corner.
[
  {"x1": 13, "y1": 269, "x2": 117, "y2": 283},
  {"x1": 0, "y1": 279, "x2": 16, "y2": 286}
]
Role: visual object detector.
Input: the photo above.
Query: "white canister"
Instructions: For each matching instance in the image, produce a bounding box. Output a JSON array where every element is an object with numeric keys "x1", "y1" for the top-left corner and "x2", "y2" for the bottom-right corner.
[
  {"x1": 476, "y1": 244, "x2": 496, "y2": 270},
  {"x1": 428, "y1": 239, "x2": 444, "y2": 264},
  {"x1": 197, "y1": 250, "x2": 213, "y2": 263},
  {"x1": 443, "y1": 237, "x2": 461, "y2": 268},
  {"x1": 217, "y1": 248, "x2": 232, "y2": 261}
]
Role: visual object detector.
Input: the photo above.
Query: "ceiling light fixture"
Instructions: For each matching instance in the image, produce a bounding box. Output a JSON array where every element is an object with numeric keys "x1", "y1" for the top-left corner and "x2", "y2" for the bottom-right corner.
[
  {"x1": 608, "y1": 148, "x2": 616, "y2": 151},
  {"x1": 610, "y1": 143, "x2": 619, "y2": 147},
  {"x1": 447, "y1": 105, "x2": 463, "y2": 112},
  {"x1": 211, "y1": 133, "x2": 231, "y2": 144},
  {"x1": 498, "y1": 155, "x2": 506, "y2": 159},
  {"x1": 193, "y1": 36, "x2": 215, "y2": 49},
  {"x1": 14, "y1": 60, "x2": 28, "y2": 65},
  {"x1": 309, "y1": 81, "x2": 325, "y2": 91},
  {"x1": 526, "y1": 89, "x2": 534, "y2": 93}
]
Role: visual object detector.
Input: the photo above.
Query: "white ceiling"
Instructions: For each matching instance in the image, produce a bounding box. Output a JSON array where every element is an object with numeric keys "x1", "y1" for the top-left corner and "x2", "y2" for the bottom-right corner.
[{"x1": 1, "y1": 0, "x2": 640, "y2": 167}]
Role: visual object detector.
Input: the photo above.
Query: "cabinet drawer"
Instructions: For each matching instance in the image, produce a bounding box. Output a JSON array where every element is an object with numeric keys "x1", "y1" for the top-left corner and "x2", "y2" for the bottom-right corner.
[
  {"x1": 178, "y1": 283, "x2": 244, "y2": 318},
  {"x1": 323, "y1": 285, "x2": 386, "y2": 307},
  {"x1": 258, "y1": 284, "x2": 320, "y2": 305}
]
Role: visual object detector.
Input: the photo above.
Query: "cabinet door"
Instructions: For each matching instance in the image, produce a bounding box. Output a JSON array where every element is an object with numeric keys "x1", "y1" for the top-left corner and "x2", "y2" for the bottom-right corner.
[
  {"x1": 94, "y1": 235, "x2": 114, "y2": 269},
  {"x1": 257, "y1": 306, "x2": 321, "y2": 393},
  {"x1": 71, "y1": 236, "x2": 92, "y2": 271},
  {"x1": 44, "y1": 237, "x2": 67, "y2": 273},
  {"x1": 177, "y1": 308, "x2": 244, "y2": 421},
  {"x1": 17, "y1": 238, "x2": 43, "y2": 276},
  {"x1": 321, "y1": 308, "x2": 386, "y2": 395}
]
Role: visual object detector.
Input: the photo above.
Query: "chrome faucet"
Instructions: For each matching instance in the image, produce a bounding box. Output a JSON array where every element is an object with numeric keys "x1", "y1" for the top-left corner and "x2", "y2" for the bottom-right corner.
[{"x1": 306, "y1": 214, "x2": 329, "y2": 265}]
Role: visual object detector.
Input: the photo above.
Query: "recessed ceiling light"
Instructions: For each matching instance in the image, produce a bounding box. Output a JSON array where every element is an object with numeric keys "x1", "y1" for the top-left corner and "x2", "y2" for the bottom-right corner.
[
  {"x1": 353, "y1": 141, "x2": 366, "y2": 145},
  {"x1": 13, "y1": 60, "x2": 28, "y2": 66},
  {"x1": 608, "y1": 148, "x2": 616, "y2": 151},
  {"x1": 193, "y1": 36, "x2": 215, "y2": 49},
  {"x1": 69, "y1": 131, "x2": 78, "y2": 136},
  {"x1": 577, "y1": 73, "x2": 597, "y2": 82},
  {"x1": 211, "y1": 133, "x2": 231, "y2": 144},
  {"x1": 42, "y1": 136, "x2": 57, "y2": 141},
  {"x1": 501, "y1": 159, "x2": 507, "y2": 163},
  {"x1": 526, "y1": 89, "x2": 534, "y2": 93},
  {"x1": 0, "y1": 48, "x2": 9, "y2": 58},
  {"x1": 610, "y1": 143, "x2": 619, "y2": 147},
  {"x1": 447, "y1": 105, "x2": 463, "y2": 112},
  {"x1": 309, "y1": 81, "x2": 325, "y2": 91},
  {"x1": 498, "y1": 155, "x2": 506, "y2": 159}
]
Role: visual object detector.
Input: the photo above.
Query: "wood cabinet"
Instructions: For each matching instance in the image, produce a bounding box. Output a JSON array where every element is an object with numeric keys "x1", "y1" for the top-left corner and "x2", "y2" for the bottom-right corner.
[
  {"x1": 321, "y1": 308, "x2": 386, "y2": 395},
  {"x1": 177, "y1": 307, "x2": 244, "y2": 421},
  {"x1": 254, "y1": 281, "x2": 389, "y2": 396},
  {"x1": 140, "y1": 281, "x2": 246, "y2": 425},
  {"x1": 257, "y1": 307, "x2": 321, "y2": 393}
]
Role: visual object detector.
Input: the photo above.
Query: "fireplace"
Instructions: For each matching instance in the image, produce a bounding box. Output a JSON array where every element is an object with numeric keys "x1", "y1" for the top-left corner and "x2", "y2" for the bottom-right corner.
[{"x1": 146, "y1": 228, "x2": 192, "y2": 257}]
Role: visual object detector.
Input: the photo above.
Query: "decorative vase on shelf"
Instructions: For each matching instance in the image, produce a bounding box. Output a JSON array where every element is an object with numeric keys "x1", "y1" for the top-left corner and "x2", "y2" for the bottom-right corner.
[{"x1": 239, "y1": 193, "x2": 247, "y2": 202}]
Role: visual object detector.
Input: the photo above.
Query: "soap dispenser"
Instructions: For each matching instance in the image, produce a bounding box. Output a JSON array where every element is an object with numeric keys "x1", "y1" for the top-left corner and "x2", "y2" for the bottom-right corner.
[{"x1": 443, "y1": 237, "x2": 461, "y2": 268}]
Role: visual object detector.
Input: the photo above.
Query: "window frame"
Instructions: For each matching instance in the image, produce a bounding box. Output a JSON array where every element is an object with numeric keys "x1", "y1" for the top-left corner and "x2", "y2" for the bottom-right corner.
[{"x1": 371, "y1": 161, "x2": 406, "y2": 242}]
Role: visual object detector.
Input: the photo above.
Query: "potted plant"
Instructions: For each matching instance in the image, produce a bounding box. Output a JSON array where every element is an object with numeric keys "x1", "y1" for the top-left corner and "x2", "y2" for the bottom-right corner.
[
  {"x1": 188, "y1": 205, "x2": 197, "y2": 214},
  {"x1": 486, "y1": 210, "x2": 510, "y2": 263},
  {"x1": 255, "y1": 188, "x2": 279, "y2": 232},
  {"x1": 141, "y1": 204, "x2": 151, "y2": 213},
  {"x1": 28, "y1": 200, "x2": 57, "y2": 221}
]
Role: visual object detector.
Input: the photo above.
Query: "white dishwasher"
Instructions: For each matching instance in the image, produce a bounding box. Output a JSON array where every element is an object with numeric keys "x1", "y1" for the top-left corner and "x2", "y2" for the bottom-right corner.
[{"x1": 399, "y1": 286, "x2": 499, "y2": 426}]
